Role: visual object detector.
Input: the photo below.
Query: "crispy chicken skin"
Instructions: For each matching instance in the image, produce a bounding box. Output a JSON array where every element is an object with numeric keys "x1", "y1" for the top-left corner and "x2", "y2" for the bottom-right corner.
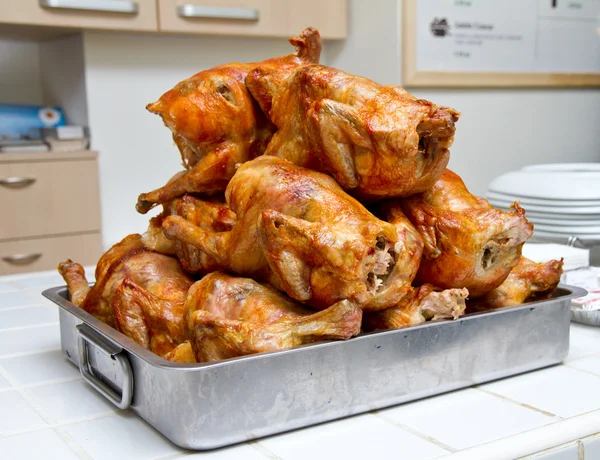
[
  {"x1": 136, "y1": 28, "x2": 321, "y2": 214},
  {"x1": 142, "y1": 194, "x2": 236, "y2": 274},
  {"x1": 469, "y1": 257, "x2": 564, "y2": 310},
  {"x1": 363, "y1": 284, "x2": 468, "y2": 331},
  {"x1": 58, "y1": 234, "x2": 194, "y2": 359},
  {"x1": 251, "y1": 64, "x2": 459, "y2": 199},
  {"x1": 399, "y1": 169, "x2": 534, "y2": 297},
  {"x1": 162, "y1": 156, "x2": 420, "y2": 311},
  {"x1": 184, "y1": 272, "x2": 362, "y2": 362}
]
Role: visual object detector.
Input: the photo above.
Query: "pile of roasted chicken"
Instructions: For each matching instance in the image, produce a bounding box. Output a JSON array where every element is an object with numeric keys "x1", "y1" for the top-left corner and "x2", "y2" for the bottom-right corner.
[{"x1": 58, "y1": 28, "x2": 563, "y2": 364}]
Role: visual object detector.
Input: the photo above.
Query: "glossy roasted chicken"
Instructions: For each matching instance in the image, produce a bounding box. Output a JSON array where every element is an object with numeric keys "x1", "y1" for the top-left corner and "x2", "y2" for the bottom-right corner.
[
  {"x1": 136, "y1": 27, "x2": 321, "y2": 214},
  {"x1": 248, "y1": 64, "x2": 459, "y2": 200},
  {"x1": 469, "y1": 257, "x2": 564, "y2": 310},
  {"x1": 400, "y1": 169, "x2": 534, "y2": 297},
  {"x1": 142, "y1": 194, "x2": 236, "y2": 274},
  {"x1": 58, "y1": 234, "x2": 194, "y2": 360},
  {"x1": 163, "y1": 156, "x2": 419, "y2": 311},
  {"x1": 363, "y1": 284, "x2": 468, "y2": 331},
  {"x1": 185, "y1": 272, "x2": 362, "y2": 362}
]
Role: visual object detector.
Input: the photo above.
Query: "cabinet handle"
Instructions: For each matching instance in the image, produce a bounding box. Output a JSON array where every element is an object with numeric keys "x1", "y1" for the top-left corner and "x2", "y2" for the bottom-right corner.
[
  {"x1": 3, "y1": 254, "x2": 43, "y2": 265},
  {"x1": 0, "y1": 177, "x2": 37, "y2": 189},
  {"x1": 177, "y1": 4, "x2": 259, "y2": 21},
  {"x1": 39, "y1": 0, "x2": 139, "y2": 15}
]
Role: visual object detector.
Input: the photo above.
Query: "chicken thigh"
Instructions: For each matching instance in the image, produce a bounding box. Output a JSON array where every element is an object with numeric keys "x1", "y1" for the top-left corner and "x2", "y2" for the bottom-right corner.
[
  {"x1": 248, "y1": 64, "x2": 459, "y2": 199},
  {"x1": 136, "y1": 27, "x2": 321, "y2": 214},
  {"x1": 399, "y1": 169, "x2": 534, "y2": 297},
  {"x1": 142, "y1": 194, "x2": 236, "y2": 274},
  {"x1": 58, "y1": 234, "x2": 194, "y2": 359},
  {"x1": 185, "y1": 272, "x2": 362, "y2": 362},
  {"x1": 163, "y1": 156, "x2": 421, "y2": 311},
  {"x1": 468, "y1": 257, "x2": 564, "y2": 310}
]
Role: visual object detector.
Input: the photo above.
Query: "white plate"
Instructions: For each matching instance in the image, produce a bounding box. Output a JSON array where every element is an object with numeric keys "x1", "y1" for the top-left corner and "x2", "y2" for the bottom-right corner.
[
  {"x1": 526, "y1": 215, "x2": 600, "y2": 226},
  {"x1": 487, "y1": 198, "x2": 600, "y2": 215},
  {"x1": 486, "y1": 191, "x2": 600, "y2": 207},
  {"x1": 489, "y1": 170, "x2": 600, "y2": 200},
  {"x1": 533, "y1": 229, "x2": 600, "y2": 243},
  {"x1": 533, "y1": 223, "x2": 600, "y2": 234}
]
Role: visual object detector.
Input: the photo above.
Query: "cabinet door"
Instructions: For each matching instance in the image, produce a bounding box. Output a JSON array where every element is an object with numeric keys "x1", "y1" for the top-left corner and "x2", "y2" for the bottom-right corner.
[
  {"x1": 0, "y1": 0, "x2": 158, "y2": 32},
  {"x1": 0, "y1": 158, "x2": 102, "y2": 240},
  {"x1": 158, "y1": 0, "x2": 347, "y2": 39}
]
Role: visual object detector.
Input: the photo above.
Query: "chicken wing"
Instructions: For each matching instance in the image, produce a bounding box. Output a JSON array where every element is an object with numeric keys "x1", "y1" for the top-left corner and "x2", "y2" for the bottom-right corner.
[
  {"x1": 468, "y1": 257, "x2": 564, "y2": 310},
  {"x1": 184, "y1": 272, "x2": 362, "y2": 362},
  {"x1": 142, "y1": 194, "x2": 236, "y2": 274},
  {"x1": 399, "y1": 169, "x2": 534, "y2": 297},
  {"x1": 163, "y1": 156, "x2": 421, "y2": 311},
  {"x1": 58, "y1": 234, "x2": 194, "y2": 358},
  {"x1": 248, "y1": 64, "x2": 459, "y2": 199},
  {"x1": 136, "y1": 27, "x2": 321, "y2": 214},
  {"x1": 363, "y1": 284, "x2": 468, "y2": 331}
]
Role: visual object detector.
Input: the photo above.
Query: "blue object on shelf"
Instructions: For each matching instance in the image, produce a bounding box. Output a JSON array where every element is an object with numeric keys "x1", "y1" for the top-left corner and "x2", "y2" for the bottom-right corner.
[{"x1": 0, "y1": 104, "x2": 66, "y2": 139}]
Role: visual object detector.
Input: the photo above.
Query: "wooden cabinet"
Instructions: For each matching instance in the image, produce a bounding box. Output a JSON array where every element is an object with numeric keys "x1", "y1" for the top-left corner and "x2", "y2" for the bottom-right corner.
[
  {"x1": 0, "y1": 151, "x2": 103, "y2": 275},
  {"x1": 0, "y1": 0, "x2": 158, "y2": 32},
  {"x1": 155, "y1": 0, "x2": 346, "y2": 38}
]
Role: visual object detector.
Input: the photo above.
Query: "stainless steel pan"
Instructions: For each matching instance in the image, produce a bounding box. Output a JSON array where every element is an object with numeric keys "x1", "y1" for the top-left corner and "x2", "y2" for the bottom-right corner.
[{"x1": 42, "y1": 285, "x2": 586, "y2": 450}]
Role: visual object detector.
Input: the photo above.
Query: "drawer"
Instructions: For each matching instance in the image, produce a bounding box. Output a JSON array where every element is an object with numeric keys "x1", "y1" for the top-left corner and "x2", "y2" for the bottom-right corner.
[
  {"x1": 0, "y1": 0, "x2": 158, "y2": 32},
  {"x1": 0, "y1": 232, "x2": 103, "y2": 275},
  {"x1": 0, "y1": 159, "x2": 101, "y2": 240},
  {"x1": 157, "y1": 0, "x2": 347, "y2": 39}
]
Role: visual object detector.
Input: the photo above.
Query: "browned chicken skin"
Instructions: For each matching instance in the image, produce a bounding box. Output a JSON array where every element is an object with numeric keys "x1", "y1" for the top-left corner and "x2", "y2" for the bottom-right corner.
[
  {"x1": 399, "y1": 169, "x2": 534, "y2": 297},
  {"x1": 185, "y1": 272, "x2": 362, "y2": 362},
  {"x1": 363, "y1": 284, "x2": 468, "y2": 331},
  {"x1": 58, "y1": 234, "x2": 194, "y2": 358},
  {"x1": 142, "y1": 194, "x2": 236, "y2": 274},
  {"x1": 469, "y1": 257, "x2": 564, "y2": 310},
  {"x1": 163, "y1": 156, "x2": 421, "y2": 311},
  {"x1": 249, "y1": 64, "x2": 459, "y2": 199},
  {"x1": 136, "y1": 28, "x2": 321, "y2": 214}
]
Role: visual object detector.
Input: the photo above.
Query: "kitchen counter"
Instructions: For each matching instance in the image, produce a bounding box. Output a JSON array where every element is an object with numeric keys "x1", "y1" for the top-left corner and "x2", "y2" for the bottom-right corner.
[{"x1": 0, "y1": 269, "x2": 599, "y2": 460}]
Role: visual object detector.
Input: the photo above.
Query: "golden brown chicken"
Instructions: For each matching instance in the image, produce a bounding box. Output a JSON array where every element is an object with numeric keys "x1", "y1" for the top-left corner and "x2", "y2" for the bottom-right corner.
[
  {"x1": 185, "y1": 272, "x2": 362, "y2": 362},
  {"x1": 399, "y1": 169, "x2": 534, "y2": 297},
  {"x1": 136, "y1": 27, "x2": 321, "y2": 214},
  {"x1": 142, "y1": 194, "x2": 236, "y2": 274},
  {"x1": 363, "y1": 284, "x2": 468, "y2": 331},
  {"x1": 163, "y1": 156, "x2": 422, "y2": 311},
  {"x1": 58, "y1": 234, "x2": 194, "y2": 359},
  {"x1": 246, "y1": 64, "x2": 459, "y2": 200},
  {"x1": 468, "y1": 257, "x2": 564, "y2": 310}
]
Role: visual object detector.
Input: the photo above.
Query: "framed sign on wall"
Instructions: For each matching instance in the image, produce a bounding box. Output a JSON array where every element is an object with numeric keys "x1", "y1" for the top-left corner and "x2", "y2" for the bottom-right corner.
[{"x1": 402, "y1": 0, "x2": 600, "y2": 87}]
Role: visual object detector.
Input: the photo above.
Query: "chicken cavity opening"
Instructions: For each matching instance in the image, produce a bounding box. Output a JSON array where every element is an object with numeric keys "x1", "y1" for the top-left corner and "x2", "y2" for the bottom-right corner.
[{"x1": 366, "y1": 236, "x2": 398, "y2": 294}]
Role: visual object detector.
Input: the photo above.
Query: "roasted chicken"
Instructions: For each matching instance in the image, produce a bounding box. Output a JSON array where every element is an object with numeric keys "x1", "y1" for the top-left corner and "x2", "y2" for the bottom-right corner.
[
  {"x1": 363, "y1": 284, "x2": 468, "y2": 331},
  {"x1": 142, "y1": 194, "x2": 236, "y2": 274},
  {"x1": 247, "y1": 64, "x2": 459, "y2": 199},
  {"x1": 58, "y1": 234, "x2": 194, "y2": 359},
  {"x1": 399, "y1": 169, "x2": 534, "y2": 297},
  {"x1": 185, "y1": 272, "x2": 362, "y2": 362},
  {"x1": 136, "y1": 27, "x2": 321, "y2": 214},
  {"x1": 469, "y1": 257, "x2": 564, "y2": 310},
  {"x1": 163, "y1": 156, "x2": 421, "y2": 311}
]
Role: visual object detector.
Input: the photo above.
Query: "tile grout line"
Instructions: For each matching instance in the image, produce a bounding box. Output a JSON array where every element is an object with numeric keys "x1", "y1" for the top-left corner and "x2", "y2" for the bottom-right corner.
[
  {"x1": 0, "y1": 347, "x2": 63, "y2": 360},
  {"x1": 250, "y1": 440, "x2": 283, "y2": 460},
  {"x1": 0, "y1": 362, "x2": 95, "y2": 459},
  {"x1": 0, "y1": 322, "x2": 60, "y2": 333},
  {"x1": 474, "y1": 387, "x2": 561, "y2": 419},
  {"x1": 562, "y1": 364, "x2": 600, "y2": 378},
  {"x1": 372, "y1": 411, "x2": 458, "y2": 453}
]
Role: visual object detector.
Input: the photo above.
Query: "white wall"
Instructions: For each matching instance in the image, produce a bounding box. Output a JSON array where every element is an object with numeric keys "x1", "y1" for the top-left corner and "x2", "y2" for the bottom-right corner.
[
  {"x1": 0, "y1": 39, "x2": 43, "y2": 105},
  {"x1": 326, "y1": 0, "x2": 600, "y2": 195},
  {"x1": 82, "y1": 31, "x2": 310, "y2": 248}
]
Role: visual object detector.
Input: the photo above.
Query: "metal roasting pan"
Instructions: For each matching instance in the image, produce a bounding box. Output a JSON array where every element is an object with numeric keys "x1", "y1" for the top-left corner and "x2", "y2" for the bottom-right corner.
[{"x1": 42, "y1": 284, "x2": 586, "y2": 450}]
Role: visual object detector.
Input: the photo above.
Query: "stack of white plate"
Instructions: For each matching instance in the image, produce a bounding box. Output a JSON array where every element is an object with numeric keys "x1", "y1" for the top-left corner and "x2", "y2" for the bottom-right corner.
[{"x1": 486, "y1": 163, "x2": 600, "y2": 243}]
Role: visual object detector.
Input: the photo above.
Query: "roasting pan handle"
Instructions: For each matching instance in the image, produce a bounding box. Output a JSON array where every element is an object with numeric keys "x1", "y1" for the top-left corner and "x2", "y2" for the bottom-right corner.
[{"x1": 77, "y1": 324, "x2": 133, "y2": 409}]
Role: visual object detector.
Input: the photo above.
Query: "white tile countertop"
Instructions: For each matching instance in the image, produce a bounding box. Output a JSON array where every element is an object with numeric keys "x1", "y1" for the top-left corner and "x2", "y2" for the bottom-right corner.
[{"x1": 0, "y1": 269, "x2": 599, "y2": 460}]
